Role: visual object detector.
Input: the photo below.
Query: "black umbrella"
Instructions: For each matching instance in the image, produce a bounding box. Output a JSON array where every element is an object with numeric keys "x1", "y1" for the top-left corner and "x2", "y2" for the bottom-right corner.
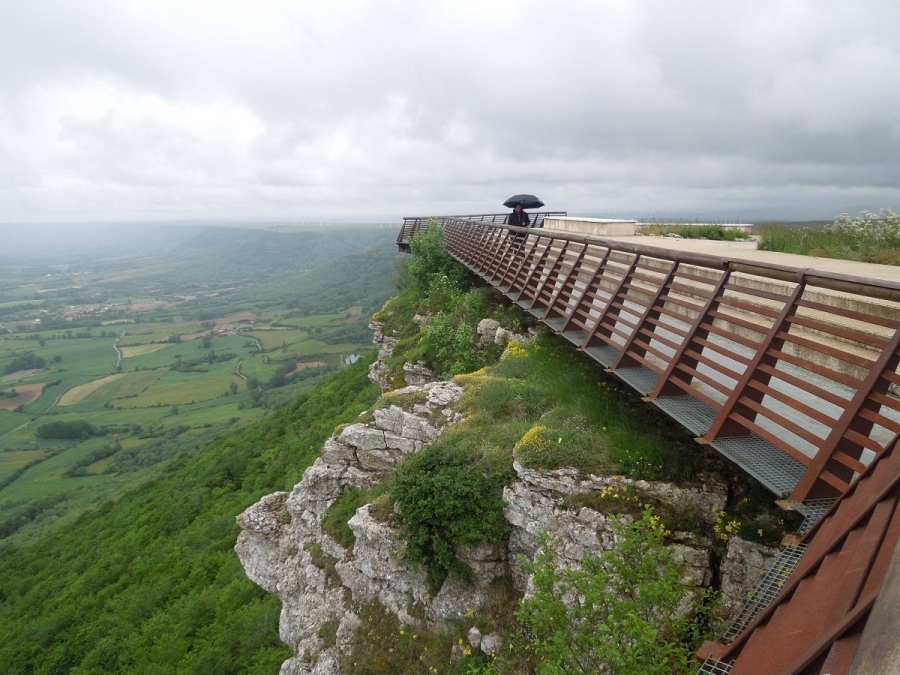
[{"x1": 503, "y1": 194, "x2": 544, "y2": 210}]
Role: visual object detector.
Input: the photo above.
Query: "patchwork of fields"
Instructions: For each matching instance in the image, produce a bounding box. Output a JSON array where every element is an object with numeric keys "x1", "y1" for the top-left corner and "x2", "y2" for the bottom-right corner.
[{"x1": 0, "y1": 225, "x2": 398, "y2": 545}]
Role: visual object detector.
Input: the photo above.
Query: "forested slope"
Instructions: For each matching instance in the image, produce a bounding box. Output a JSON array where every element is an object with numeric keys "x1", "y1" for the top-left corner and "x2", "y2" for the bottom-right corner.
[{"x1": 0, "y1": 355, "x2": 380, "y2": 674}]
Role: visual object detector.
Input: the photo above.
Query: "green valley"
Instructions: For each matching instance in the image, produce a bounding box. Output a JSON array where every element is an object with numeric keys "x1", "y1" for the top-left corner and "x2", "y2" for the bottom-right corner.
[{"x1": 0, "y1": 224, "x2": 398, "y2": 548}]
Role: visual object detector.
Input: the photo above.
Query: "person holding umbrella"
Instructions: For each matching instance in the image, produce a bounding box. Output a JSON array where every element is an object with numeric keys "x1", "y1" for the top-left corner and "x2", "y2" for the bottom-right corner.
[
  {"x1": 504, "y1": 193, "x2": 543, "y2": 245},
  {"x1": 506, "y1": 203, "x2": 531, "y2": 229}
]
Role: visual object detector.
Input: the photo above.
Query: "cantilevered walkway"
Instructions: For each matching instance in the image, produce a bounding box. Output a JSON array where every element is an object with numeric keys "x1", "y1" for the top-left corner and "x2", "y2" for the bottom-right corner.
[{"x1": 397, "y1": 213, "x2": 900, "y2": 675}]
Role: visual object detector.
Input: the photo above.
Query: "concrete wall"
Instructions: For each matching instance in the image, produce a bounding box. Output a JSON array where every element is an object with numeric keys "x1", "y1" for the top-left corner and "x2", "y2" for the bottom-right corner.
[{"x1": 543, "y1": 216, "x2": 637, "y2": 236}]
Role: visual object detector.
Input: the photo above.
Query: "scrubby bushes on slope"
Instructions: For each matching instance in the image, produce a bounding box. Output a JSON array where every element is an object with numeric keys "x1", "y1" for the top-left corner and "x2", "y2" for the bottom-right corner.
[{"x1": 0, "y1": 356, "x2": 380, "y2": 674}]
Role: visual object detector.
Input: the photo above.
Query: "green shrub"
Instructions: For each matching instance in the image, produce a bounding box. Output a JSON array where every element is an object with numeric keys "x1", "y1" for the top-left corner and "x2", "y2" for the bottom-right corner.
[
  {"x1": 405, "y1": 222, "x2": 473, "y2": 295},
  {"x1": 391, "y1": 444, "x2": 513, "y2": 585},
  {"x1": 424, "y1": 312, "x2": 485, "y2": 376},
  {"x1": 518, "y1": 510, "x2": 713, "y2": 674}
]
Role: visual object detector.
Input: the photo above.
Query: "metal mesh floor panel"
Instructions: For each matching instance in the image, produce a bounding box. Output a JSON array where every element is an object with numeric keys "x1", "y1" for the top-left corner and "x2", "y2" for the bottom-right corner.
[
  {"x1": 516, "y1": 298, "x2": 532, "y2": 308},
  {"x1": 561, "y1": 329, "x2": 589, "y2": 345},
  {"x1": 528, "y1": 306, "x2": 547, "y2": 317},
  {"x1": 722, "y1": 543, "x2": 809, "y2": 643},
  {"x1": 584, "y1": 344, "x2": 620, "y2": 367},
  {"x1": 544, "y1": 316, "x2": 566, "y2": 331},
  {"x1": 710, "y1": 436, "x2": 806, "y2": 498},
  {"x1": 796, "y1": 498, "x2": 837, "y2": 535},
  {"x1": 613, "y1": 366, "x2": 661, "y2": 396},
  {"x1": 696, "y1": 658, "x2": 733, "y2": 675},
  {"x1": 653, "y1": 396, "x2": 720, "y2": 437}
]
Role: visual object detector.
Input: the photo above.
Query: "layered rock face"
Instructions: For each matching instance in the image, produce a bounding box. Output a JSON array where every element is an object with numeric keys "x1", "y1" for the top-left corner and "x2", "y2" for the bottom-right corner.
[
  {"x1": 235, "y1": 320, "x2": 780, "y2": 674},
  {"x1": 235, "y1": 380, "x2": 463, "y2": 674}
]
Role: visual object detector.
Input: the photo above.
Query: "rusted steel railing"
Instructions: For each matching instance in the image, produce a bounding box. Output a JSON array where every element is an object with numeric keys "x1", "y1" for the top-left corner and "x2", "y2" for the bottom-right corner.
[
  {"x1": 396, "y1": 212, "x2": 567, "y2": 251},
  {"x1": 398, "y1": 216, "x2": 900, "y2": 504}
]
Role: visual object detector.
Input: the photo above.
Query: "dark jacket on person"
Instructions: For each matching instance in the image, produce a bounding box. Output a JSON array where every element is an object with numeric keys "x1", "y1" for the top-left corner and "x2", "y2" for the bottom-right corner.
[{"x1": 506, "y1": 210, "x2": 531, "y2": 228}]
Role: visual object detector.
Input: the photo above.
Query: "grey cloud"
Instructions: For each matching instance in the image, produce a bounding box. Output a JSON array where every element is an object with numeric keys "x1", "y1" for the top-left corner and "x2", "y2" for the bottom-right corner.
[{"x1": 1, "y1": 0, "x2": 899, "y2": 223}]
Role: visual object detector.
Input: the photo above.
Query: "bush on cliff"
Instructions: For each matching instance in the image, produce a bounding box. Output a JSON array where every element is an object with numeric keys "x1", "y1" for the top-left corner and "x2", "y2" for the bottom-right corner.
[
  {"x1": 517, "y1": 510, "x2": 712, "y2": 675},
  {"x1": 391, "y1": 442, "x2": 513, "y2": 585}
]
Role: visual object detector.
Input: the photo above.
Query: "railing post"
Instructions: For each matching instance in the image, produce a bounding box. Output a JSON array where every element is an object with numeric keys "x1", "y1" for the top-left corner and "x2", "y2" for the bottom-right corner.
[
  {"x1": 702, "y1": 282, "x2": 805, "y2": 441},
  {"x1": 512, "y1": 234, "x2": 556, "y2": 303},
  {"x1": 499, "y1": 234, "x2": 542, "y2": 291},
  {"x1": 789, "y1": 325, "x2": 900, "y2": 501},
  {"x1": 580, "y1": 255, "x2": 640, "y2": 350},
  {"x1": 609, "y1": 260, "x2": 679, "y2": 371},
  {"x1": 648, "y1": 269, "x2": 732, "y2": 399},
  {"x1": 535, "y1": 242, "x2": 609, "y2": 324}
]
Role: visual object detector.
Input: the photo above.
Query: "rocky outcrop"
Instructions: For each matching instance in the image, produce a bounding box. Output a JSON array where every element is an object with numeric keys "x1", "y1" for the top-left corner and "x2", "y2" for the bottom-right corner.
[
  {"x1": 504, "y1": 463, "x2": 728, "y2": 594},
  {"x1": 236, "y1": 322, "x2": 788, "y2": 673},
  {"x1": 368, "y1": 318, "x2": 439, "y2": 391},
  {"x1": 477, "y1": 318, "x2": 538, "y2": 347},
  {"x1": 367, "y1": 319, "x2": 399, "y2": 391},
  {"x1": 235, "y1": 380, "x2": 465, "y2": 674},
  {"x1": 718, "y1": 537, "x2": 781, "y2": 621}
]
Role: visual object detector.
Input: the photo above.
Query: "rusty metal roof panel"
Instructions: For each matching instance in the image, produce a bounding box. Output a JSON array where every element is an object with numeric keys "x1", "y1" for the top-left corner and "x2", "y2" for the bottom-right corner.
[{"x1": 708, "y1": 433, "x2": 900, "y2": 675}]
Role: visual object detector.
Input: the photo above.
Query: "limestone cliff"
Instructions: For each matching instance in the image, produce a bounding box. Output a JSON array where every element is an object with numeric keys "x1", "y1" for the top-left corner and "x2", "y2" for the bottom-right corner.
[{"x1": 235, "y1": 320, "x2": 779, "y2": 674}]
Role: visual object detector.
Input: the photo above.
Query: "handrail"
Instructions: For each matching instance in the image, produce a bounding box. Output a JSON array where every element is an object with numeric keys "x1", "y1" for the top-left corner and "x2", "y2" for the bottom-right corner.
[
  {"x1": 396, "y1": 212, "x2": 567, "y2": 251},
  {"x1": 399, "y1": 215, "x2": 900, "y2": 504}
]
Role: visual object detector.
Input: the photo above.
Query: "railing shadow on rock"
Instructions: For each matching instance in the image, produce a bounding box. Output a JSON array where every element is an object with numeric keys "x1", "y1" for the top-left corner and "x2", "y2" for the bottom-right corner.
[{"x1": 397, "y1": 216, "x2": 900, "y2": 508}]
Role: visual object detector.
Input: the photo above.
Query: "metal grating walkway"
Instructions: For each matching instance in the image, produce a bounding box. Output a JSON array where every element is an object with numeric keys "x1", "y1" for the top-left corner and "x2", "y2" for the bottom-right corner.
[
  {"x1": 795, "y1": 498, "x2": 837, "y2": 536},
  {"x1": 613, "y1": 366, "x2": 661, "y2": 396},
  {"x1": 697, "y1": 658, "x2": 732, "y2": 675},
  {"x1": 583, "y1": 344, "x2": 620, "y2": 367},
  {"x1": 653, "y1": 396, "x2": 719, "y2": 437},
  {"x1": 722, "y1": 543, "x2": 809, "y2": 643},
  {"x1": 710, "y1": 436, "x2": 807, "y2": 498},
  {"x1": 694, "y1": 496, "x2": 833, "y2": 675},
  {"x1": 561, "y1": 329, "x2": 589, "y2": 346}
]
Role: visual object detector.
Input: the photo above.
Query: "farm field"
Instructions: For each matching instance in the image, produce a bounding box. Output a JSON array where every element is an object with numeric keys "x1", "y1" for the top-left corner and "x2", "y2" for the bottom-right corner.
[{"x1": 0, "y1": 223, "x2": 399, "y2": 547}]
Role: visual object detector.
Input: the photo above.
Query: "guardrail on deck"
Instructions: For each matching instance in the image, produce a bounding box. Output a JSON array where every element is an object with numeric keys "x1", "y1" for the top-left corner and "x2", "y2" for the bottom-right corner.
[
  {"x1": 398, "y1": 216, "x2": 900, "y2": 506},
  {"x1": 396, "y1": 212, "x2": 567, "y2": 251}
]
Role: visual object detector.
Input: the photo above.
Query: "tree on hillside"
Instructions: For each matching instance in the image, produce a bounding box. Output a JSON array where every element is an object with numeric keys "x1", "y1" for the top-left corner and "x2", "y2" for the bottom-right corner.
[
  {"x1": 35, "y1": 420, "x2": 95, "y2": 440},
  {"x1": 4, "y1": 352, "x2": 45, "y2": 375}
]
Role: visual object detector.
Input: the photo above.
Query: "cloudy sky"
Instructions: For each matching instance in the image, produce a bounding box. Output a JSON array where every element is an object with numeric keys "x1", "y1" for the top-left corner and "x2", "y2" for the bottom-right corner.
[{"x1": 2, "y1": 0, "x2": 899, "y2": 224}]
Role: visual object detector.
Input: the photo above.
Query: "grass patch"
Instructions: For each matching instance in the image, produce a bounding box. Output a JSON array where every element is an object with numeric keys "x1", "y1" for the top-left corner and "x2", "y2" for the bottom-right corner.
[
  {"x1": 321, "y1": 483, "x2": 392, "y2": 549},
  {"x1": 58, "y1": 374, "x2": 125, "y2": 405},
  {"x1": 317, "y1": 617, "x2": 340, "y2": 649},
  {"x1": 305, "y1": 542, "x2": 340, "y2": 587},
  {"x1": 562, "y1": 483, "x2": 648, "y2": 519},
  {"x1": 341, "y1": 599, "x2": 483, "y2": 675},
  {"x1": 758, "y1": 208, "x2": 900, "y2": 265},
  {"x1": 119, "y1": 344, "x2": 169, "y2": 358}
]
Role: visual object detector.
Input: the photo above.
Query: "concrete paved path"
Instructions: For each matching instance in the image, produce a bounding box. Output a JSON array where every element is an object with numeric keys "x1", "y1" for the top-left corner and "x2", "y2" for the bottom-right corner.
[{"x1": 603, "y1": 235, "x2": 900, "y2": 285}]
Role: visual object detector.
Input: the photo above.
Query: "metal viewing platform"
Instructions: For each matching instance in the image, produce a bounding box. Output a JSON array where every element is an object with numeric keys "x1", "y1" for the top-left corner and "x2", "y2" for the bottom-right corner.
[{"x1": 398, "y1": 214, "x2": 900, "y2": 675}]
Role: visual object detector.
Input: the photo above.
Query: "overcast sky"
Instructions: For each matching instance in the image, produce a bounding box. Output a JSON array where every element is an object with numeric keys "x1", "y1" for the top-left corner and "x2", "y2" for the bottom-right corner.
[{"x1": 2, "y1": 0, "x2": 899, "y2": 224}]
